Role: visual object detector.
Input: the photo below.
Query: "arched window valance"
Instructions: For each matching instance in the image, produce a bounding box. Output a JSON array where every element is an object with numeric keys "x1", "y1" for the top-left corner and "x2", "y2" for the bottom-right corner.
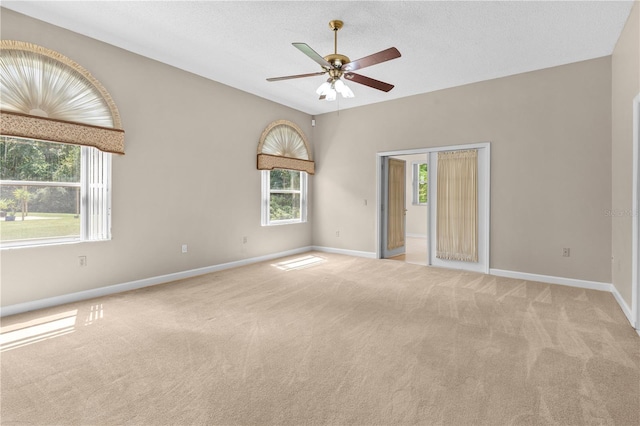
[
  {"x1": 0, "y1": 40, "x2": 124, "y2": 154},
  {"x1": 257, "y1": 120, "x2": 315, "y2": 175}
]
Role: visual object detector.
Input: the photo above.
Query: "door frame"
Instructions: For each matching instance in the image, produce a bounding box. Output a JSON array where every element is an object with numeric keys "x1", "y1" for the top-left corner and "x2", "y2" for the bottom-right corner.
[
  {"x1": 631, "y1": 92, "x2": 639, "y2": 331},
  {"x1": 376, "y1": 142, "x2": 491, "y2": 274}
]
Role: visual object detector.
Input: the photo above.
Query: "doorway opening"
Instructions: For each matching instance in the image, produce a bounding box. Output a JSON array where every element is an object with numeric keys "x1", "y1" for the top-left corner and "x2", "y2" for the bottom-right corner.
[
  {"x1": 377, "y1": 143, "x2": 491, "y2": 274},
  {"x1": 382, "y1": 154, "x2": 429, "y2": 266}
]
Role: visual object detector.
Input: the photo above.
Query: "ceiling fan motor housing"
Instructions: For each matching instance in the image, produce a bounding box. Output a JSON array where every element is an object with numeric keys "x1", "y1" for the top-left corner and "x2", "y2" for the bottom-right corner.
[
  {"x1": 324, "y1": 53, "x2": 350, "y2": 69},
  {"x1": 325, "y1": 54, "x2": 350, "y2": 80}
]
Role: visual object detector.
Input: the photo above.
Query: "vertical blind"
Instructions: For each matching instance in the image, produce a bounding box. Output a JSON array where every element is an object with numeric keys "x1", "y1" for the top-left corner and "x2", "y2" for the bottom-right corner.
[{"x1": 81, "y1": 146, "x2": 111, "y2": 241}]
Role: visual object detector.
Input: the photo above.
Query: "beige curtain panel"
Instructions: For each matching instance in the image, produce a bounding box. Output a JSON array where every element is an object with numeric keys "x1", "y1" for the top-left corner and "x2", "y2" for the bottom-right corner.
[
  {"x1": 387, "y1": 158, "x2": 405, "y2": 251},
  {"x1": 0, "y1": 40, "x2": 125, "y2": 154},
  {"x1": 436, "y1": 149, "x2": 478, "y2": 262}
]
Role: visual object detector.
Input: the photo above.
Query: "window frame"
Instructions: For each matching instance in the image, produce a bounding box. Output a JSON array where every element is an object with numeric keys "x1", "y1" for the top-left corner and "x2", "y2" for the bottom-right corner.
[
  {"x1": 0, "y1": 138, "x2": 111, "y2": 249},
  {"x1": 412, "y1": 161, "x2": 429, "y2": 206},
  {"x1": 261, "y1": 169, "x2": 308, "y2": 226}
]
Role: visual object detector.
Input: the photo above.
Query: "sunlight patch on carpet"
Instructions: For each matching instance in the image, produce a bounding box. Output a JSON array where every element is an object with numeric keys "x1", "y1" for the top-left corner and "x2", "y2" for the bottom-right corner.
[
  {"x1": 272, "y1": 255, "x2": 326, "y2": 271},
  {"x1": 84, "y1": 304, "x2": 104, "y2": 326},
  {"x1": 1, "y1": 309, "x2": 77, "y2": 352}
]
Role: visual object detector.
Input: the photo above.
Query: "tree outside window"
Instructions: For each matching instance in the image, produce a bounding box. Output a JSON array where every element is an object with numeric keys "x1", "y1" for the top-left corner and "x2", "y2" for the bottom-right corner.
[
  {"x1": 413, "y1": 162, "x2": 428, "y2": 205},
  {"x1": 262, "y1": 169, "x2": 307, "y2": 225}
]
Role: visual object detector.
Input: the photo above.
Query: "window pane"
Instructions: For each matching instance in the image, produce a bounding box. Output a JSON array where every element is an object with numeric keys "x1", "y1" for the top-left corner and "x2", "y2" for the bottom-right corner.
[
  {"x1": 1, "y1": 137, "x2": 81, "y2": 182},
  {"x1": 270, "y1": 193, "x2": 301, "y2": 221},
  {"x1": 0, "y1": 137, "x2": 84, "y2": 244},
  {"x1": 0, "y1": 184, "x2": 81, "y2": 242},
  {"x1": 419, "y1": 164, "x2": 428, "y2": 183},
  {"x1": 419, "y1": 183, "x2": 428, "y2": 204},
  {"x1": 418, "y1": 163, "x2": 428, "y2": 204},
  {"x1": 270, "y1": 169, "x2": 300, "y2": 190}
]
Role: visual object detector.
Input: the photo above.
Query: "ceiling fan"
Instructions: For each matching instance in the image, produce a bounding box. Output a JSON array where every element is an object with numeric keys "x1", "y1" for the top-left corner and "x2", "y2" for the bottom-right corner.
[{"x1": 267, "y1": 20, "x2": 401, "y2": 101}]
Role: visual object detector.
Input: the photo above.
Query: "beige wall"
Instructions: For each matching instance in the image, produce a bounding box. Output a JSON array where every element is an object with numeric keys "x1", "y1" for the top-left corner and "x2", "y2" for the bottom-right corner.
[
  {"x1": 0, "y1": 9, "x2": 313, "y2": 306},
  {"x1": 313, "y1": 57, "x2": 613, "y2": 283},
  {"x1": 612, "y1": 1, "x2": 640, "y2": 308}
]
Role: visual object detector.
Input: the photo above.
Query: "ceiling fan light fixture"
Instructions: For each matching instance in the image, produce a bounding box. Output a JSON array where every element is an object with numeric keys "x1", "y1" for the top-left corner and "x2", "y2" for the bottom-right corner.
[
  {"x1": 316, "y1": 81, "x2": 332, "y2": 96},
  {"x1": 334, "y1": 79, "x2": 354, "y2": 98},
  {"x1": 317, "y1": 78, "x2": 353, "y2": 101}
]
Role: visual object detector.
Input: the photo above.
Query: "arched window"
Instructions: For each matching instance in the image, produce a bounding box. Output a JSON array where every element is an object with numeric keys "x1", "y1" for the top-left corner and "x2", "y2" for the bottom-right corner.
[
  {"x1": 257, "y1": 120, "x2": 314, "y2": 175},
  {"x1": 0, "y1": 41, "x2": 125, "y2": 247},
  {"x1": 257, "y1": 120, "x2": 313, "y2": 226}
]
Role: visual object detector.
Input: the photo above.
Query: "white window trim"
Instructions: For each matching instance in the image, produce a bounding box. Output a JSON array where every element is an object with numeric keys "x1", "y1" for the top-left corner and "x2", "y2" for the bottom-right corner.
[
  {"x1": 261, "y1": 170, "x2": 308, "y2": 226},
  {"x1": 412, "y1": 161, "x2": 428, "y2": 206}
]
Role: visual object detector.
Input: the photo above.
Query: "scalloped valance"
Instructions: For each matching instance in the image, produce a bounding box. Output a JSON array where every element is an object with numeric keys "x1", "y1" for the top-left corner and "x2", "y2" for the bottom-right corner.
[
  {"x1": 0, "y1": 40, "x2": 125, "y2": 154},
  {"x1": 257, "y1": 120, "x2": 314, "y2": 174}
]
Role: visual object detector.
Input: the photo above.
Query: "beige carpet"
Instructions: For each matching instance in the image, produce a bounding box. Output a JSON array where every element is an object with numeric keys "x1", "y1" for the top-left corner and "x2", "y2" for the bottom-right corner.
[{"x1": 1, "y1": 252, "x2": 639, "y2": 425}]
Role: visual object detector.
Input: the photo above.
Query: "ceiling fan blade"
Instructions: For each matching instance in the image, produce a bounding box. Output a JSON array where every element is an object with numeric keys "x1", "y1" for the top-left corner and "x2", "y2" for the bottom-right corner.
[
  {"x1": 344, "y1": 73, "x2": 395, "y2": 92},
  {"x1": 342, "y1": 47, "x2": 401, "y2": 73},
  {"x1": 267, "y1": 71, "x2": 326, "y2": 82},
  {"x1": 293, "y1": 43, "x2": 333, "y2": 69}
]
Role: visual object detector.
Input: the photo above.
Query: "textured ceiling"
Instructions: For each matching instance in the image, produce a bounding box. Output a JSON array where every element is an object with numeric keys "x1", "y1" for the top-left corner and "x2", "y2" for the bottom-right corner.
[{"x1": 1, "y1": 1, "x2": 635, "y2": 116}]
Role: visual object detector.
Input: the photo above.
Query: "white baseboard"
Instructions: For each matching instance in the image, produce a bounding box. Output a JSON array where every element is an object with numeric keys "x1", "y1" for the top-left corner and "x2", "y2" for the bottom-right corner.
[
  {"x1": 1, "y1": 246, "x2": 313, "y2": 317},
  {"x1": 311, "y1": 246, "x2": 377, "y2": 259},
  {"x1": 489, "y1": 269, "x2": 612, "y2": 292},
  {"x1": 610, "y1": 284, "x2": 636, "y2": 329},
  {"x1": 490, "y1": 268, "x2": 637, "y2": 331}
]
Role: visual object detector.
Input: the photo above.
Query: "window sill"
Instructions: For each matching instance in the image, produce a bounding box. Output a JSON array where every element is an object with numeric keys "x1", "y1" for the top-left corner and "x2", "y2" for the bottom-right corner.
[
  {"x1": 262, "y1": 220, "x2": 307, "y2": 227},
  {"x1": 0, "y1": 237, "x2": 110, "y2": 250}
]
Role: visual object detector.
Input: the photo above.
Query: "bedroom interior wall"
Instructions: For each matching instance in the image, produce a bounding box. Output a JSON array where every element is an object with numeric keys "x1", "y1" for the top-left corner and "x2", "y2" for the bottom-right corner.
[
  {"x1": 313, "y1": 57, "x2": 613, "y2": 285},
  {"x1": 611, "y1": 1, "x2": 640, "y2": 309},
  {"x1": 0, "y1": 9, "x2": 313, "y2": 307}
]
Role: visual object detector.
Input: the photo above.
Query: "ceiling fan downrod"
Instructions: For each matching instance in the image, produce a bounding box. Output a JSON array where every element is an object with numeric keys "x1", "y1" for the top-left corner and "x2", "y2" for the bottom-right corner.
[
  {"x1": 325, "y1": 20, "x2": 350, "y2": 74},
  {"x1": 329, "y1": 20, "x2": 343, "y2": 55}
]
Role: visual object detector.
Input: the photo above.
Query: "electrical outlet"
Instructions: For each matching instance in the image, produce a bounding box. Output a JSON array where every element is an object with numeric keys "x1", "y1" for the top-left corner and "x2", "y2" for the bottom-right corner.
[
  {"x1": 243, "y1": 236, "x2": 247, "y2": 244},
  {"x1": 181, "y1": 244, "x2": 188, "y2": 253},
  {"x1": 336, "y1": 231, "x2": 340, "y2": 237},
  {"x1": 563, "y1": 248, "x2": 570, "y2": 257},
  {"x1": 78, "y1": 256, "x2": 87, "y2": 267}
]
